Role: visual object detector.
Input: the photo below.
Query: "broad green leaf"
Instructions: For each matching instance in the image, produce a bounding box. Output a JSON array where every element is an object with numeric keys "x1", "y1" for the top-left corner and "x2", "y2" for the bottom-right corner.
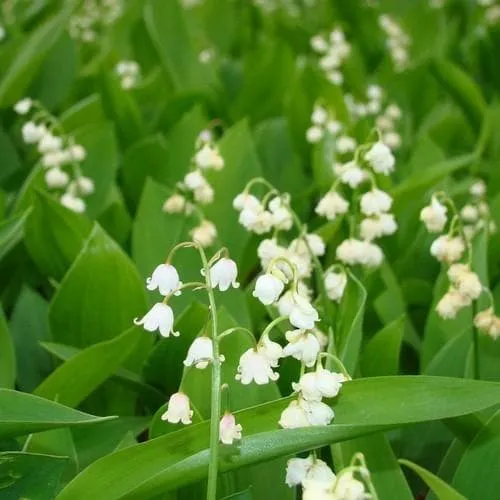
[
  {"x1": 57, "y1": 376, "x2": 500, "y2": 499},
  {"x1": 400, "y1": 459, "x2": 466, "y2": 500},
  {"x1": 72, "y1": 123, "x2": 118, "y2": 218},
  {"x1": 0, "y1": 125, "x2": 21, "y2": 183},
  {"x1": 34, "y1": 327, "x2": 143, "y2": 407},
  {"x1": 452, "y1": 410, "x2": 500, "y2": 499},
  {"x1": 430, "y1": 58, "x2": 487, "y2": 132},
  {"x1": 337, "y1": 434, "x2": 413, "y2": 500},
  {"x1": 161, "y1": 106, "x2": 206, "y2": 187},
  {"x1": 41, "y1": 342, "x2": 164, "y2": 407},
  {"x1": 60, "y1": 94, "x2": 107, "y2": 131},
  {"x1": 0, "y1": 307, "x2": 15, "y2": 389},
  {"x1": 0, "y1": 389, "x2": 115, "y2": 438},
  {"x1": 0, "y1": 452, "x2": 68, "y2": 500},
  {"x1": 72, "y1": 417, "x2": 149, "y2": 470},
  {"x1": 100, "y1": 75, "x2": 146, "y2": 146},
  {"x1": 24, "y1": 191, "x2": 92, "y2": 281},
  {"x1": 0, "y1": 1, "x2": 78, "y2": 106},
  {"x1": 392, "y1": 154, "x2": 476, "y2": 200},
  {"x1": 144, "y1": 0, "x2": 216, "y2": 92},
  {"x1": 10, "y1": 287, "x2": 52, "y2": 392},
  {"x1": 121, "y1": 135, "x2": 169, "y2": 210},
  {"x1": 360, "y1": 316, "x2": 404, "y2": 377},
  {"x1": 425, "y1": 330, "x2": 470, "y2": 377},
  {"x1": 221, "y1": 489, "x2": 253, "y2": 500},
  {"x1": 0, "y1": 210, "x2": 28, "y2": 263},
  {"x1": 33, "y1": 33, "x2": 77, "y2": 110},
  {"x1": 49, "y1": 224, "x2": 149, "y2": 360},
  {"x1": 335, "y1": 271, "x2": 367, "y2": 374}
]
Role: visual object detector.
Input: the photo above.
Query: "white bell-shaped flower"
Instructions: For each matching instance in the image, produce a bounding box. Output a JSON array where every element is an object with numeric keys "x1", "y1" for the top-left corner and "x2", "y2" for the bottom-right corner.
[
  {"x1": 258, "y1": 334, "x2": 283, "y2": 367},
  {"x1": 191, "y1": 220, "x2": 217, "y2": 247},
  {"x1": 235, "y1": 347, "x2": 279, "y2": 385},
  {"x1": 233, "y1": 192, "x2": 261, "y2": 212},
  {"x1": 289, "y1": 295, "x2": 319, "y2": 330},
  {"x1": 279, "y1": 399, "x2": 311, "y2": 429},
  {"x1": 292, "y1": 367, "x2": 345, "y2": 401},
  {"x1": 338, "y1": 162, "x2": 366, "y2": 188},
  {"x1": 470, "y1": 180, "x2": 486, "y2": 197},
  {"x1": 60, "y1": 192, "x2": 86, "y2": 213},
  {"x1": 161, "y1": 392, "x2": 193, "y2": 425},
  {"x1": 286, "y1": 455, "x2": 314, "y2": 487},
  {"x1": 239, "y1": 206, "x2": 273, "y2": 234},
  {"x1": 257, "y1": 239, "x2": 286, "y2": 269},
  {"x1": 365, "y1": 141, "x2": 395, "y2": 175},
  {"x1": 68, "y1": 144, "x2": 86, "y2": 162},
  {"x1": 430, "y1": 235, "x2": 465, "y2": 264},
  {"x1": 315, "y1": 191, "x2": 349, "y2": 221},
  {"x1": 183, "y1": 336, "x2": 214, "y2": 369},
  {"x1": 184, "y1": 170, "x2": 206, "y2": 190},
  {"x1": 360, "y1": 213, "x2": 397, "y2": 241},
  {"x1": 302, "y1": 480, "x2": 335, "y2": 500},
  {"x1": 22, "y1": 121, "x2": 46, "y2": 144},
  {"x1": 269, "y1": 196, "x2": 293, "y2": 231},
  {"x1": 307, "y1": 460, "x2": 336, "y2": 484},
  {"x1": 219, "y1": 412, "x2": 242, "y2": 444},
  {"x1": 194, "y1": 183, "x2": 214, "y2": 204},
  {"x1": 420, "y1": 196, "x2": 448, "y2": 233},
  {"x1": 134, "y1": 302, "x2": 179, "y2": 337},
  {"x1": 333, "y1": 472, "x2": 366, "y2": 499},
  {"x1": 38, "y1": 133, "x2": 63, "y2": 154},
  {"x1": 311, "y1": 105, "x2": 328, "y2": 125},
  {"x1": 253, "y1": 273, "x2": 285, "y2": 305},
  {"x1": 75, "y1": 176, "x2": 95, "y2": 196},
  {"x1": 45, "y1": 168, "x2": 69, "y2": 189},
  {"x1": 14, "y1": 98, "x2": 33, "y2": 115},
  {"x1": 324, "y1": 270, "x2": 347, "y2": 302},
  {"x1": 163, "y1": 194, "x2": 186, "y2": 214},
  {"x1": 302, "y1": 399, "x2": 335, "y2": 426},
  {"x1": 207, "y1": 257, "x2": 239, "y2": 291},
  {"x1": 283, "y1": 329, "x2": 321, "y2": 367},
  {"x1": 447, "y1": 264, "x2": 482, "y2": 300},
  {"x1": 306, "y1": 126, "x2": 324, "y2": 143},
  {"x1": 146, "y1": 264, "x2": 181, "y2": 296},
  {"x1": 194, "y1": 144, "x2": 224, "y2": 171},
  {"x1": 436, "y1": 288, "x2": 470, "y2": 319},
  {"x1": 360, "y1": 188, "x2": 393, "y2": 216},
  {"x1": 336, "y1": 136, "x2": 357, "y2": 154}
]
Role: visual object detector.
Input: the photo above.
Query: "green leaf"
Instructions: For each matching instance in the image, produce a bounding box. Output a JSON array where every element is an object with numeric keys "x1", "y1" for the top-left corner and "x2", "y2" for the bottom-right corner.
[
  {"x1": 0, "y1": 306, "x2": 15, "y2": 389},
  {"x1": 0, "y1": 389, "x2": 115, "y2": 438},
  {"x1": 0, "y1": 210, "x2": 28, "y2": 263},
  {"x1": 48, "y1": 224, "x2": 148, "y2": 360},
  {"x1": 0, "y1": 2, "x2": 78, "y2": 106},
  {"x1": 24, "y1": 191, "x2": 92, "y2": 281},
  {"x1": 57, "y1": 376, "x2": 500, "y2": 499},
  {"x1": 0, "y1": 452, "x2": 68, "y2": 500},
  {"x1": 72, "y1": 123, "x2": 118, "y2": 218},
  {"x1": 41, "y1": 341, "x2": 164, "y2": 409},
  {"x1": 452, "y1": 410, "x2": 500, "y2": 499},
  {"x1": 360, "y1": 316, "x2": 404, "y2": 377},
  {"x1": 392, "y1": 154, "x2": 476, "y2": 201},
  {"x1": 400, "y1": 459, "x2": 466, "y2": 500},
  {"x1": 34, "y1": 327, "x2": 143, "y2": 408},
  {"x1": 335, "y1": 270, "x2": 367, "y2": 374},
  {"x1": 10, "y1": 287, "x2": 52, "y2": 392},
  {"x1": 144, "y1": 0, "x2": 216, "y2": 92},
  {"x1": 221, "y1": 489, "x2": 253, "y2": 500},
  {"x1": 430, "y1": 58, "x2": 487, "y2": 132},
  {"x1": 60, "y1": 94, "x2": 107, "y2": 131}
]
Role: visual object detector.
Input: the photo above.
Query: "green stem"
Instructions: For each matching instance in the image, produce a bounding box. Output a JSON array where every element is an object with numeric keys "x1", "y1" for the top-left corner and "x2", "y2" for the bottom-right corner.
[
  {"x1": 199, "y1": 246, "x2": 222, "y2": 500},
  {"x1": 473, "y1": 321, "x2": 481, "y2": 380},
  {"x1": 262, "y1": 315, "x2": 290, "y2": 339},
  {"x1": 218, "y1": 326, "x2": 256, "y2": 345}
]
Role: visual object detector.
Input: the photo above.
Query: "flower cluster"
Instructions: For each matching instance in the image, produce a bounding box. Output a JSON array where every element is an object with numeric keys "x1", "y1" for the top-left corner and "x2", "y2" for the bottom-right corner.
[
  {"x1": 134, "y1": 246, "x2": 243, "y2": 443},
  {"x1": 459, "y1": 180, "x2": 496, "y2": 240},
  {"x1": 420, "y1": 190, "x2": 500, "y2": 338},
  {"x1": 163, "y1": 130, "x2": 224, "y2": 247},
  {"x1": 378, "y1": 14, "x2": 411, "y2": 72},
  {"x1": 306, "y1": 104, "x2": 343, "y2": 144},
  {"x1": 69, "y1": 0, "x2": 123, "y2": 43},
  {"x1": 316, "y1": 138, "x2": 397, "y2": 269},
  {"x1": 115, "y1": 61, "x2": 141, "y2": 90},
  {"x1": 286, "y1": 452, "x2": 374, "y2": 499},
  {"x1": 14, "y1": 98, "x2": 94, "y2": 213},
  {"x1": 310, "y1": 28, "x2": 351, "y2": 86}
]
